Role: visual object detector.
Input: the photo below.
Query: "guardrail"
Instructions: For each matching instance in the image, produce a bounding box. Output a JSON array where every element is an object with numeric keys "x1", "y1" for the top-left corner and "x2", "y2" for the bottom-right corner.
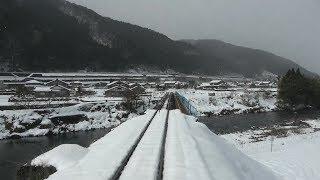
[{"x1": 175, "y1": 92, "x2": 200, "y2": 117}]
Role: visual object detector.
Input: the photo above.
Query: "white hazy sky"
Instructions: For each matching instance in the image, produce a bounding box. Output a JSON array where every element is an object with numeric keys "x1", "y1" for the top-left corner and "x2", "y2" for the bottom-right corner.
[{"x1": 68, "y1": 0, "x2": 320, "y2": 74}]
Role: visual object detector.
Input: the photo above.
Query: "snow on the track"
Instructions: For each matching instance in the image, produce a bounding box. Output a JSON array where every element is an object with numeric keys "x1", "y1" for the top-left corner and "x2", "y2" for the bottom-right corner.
[
  {"x1": 164, "y1": 110, "x2": 280, "y2": 180},
  {"x1": 44, "y1": 110, "x2": 156, "y2": 180},
  {"x1": 120, "y1": 110, "x2": 168, "y2": 180}
]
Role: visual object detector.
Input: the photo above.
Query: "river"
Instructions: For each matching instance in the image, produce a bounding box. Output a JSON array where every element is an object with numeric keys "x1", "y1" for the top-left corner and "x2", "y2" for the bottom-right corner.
[
  {"x1": 0, "y1": 129, "x2": 112, "y2": 180},
  {"x1": 198, "y1": 110, "x2": 320, "y2": 134}
]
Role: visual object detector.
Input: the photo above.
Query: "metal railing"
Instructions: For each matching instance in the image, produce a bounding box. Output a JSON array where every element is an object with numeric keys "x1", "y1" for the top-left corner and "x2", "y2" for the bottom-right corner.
[{"x1": 175, "y1": 92, "x2": 200, "y2": 117}]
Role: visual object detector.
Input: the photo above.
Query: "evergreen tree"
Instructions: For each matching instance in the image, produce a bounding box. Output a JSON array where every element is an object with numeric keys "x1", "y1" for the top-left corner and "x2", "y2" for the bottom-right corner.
[{"x1": 278, "y1": 69, "x2": 320, "y2": 110}]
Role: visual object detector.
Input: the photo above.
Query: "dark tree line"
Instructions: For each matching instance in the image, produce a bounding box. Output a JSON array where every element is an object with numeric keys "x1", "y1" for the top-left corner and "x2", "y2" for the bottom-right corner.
[{"x1": 277, "y1": 69, "x2": 320, "y2": 110}]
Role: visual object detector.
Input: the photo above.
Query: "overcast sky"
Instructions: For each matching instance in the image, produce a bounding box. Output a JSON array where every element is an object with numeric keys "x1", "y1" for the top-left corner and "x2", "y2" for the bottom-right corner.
[{"x1": 68, "y1": 0, "x2": 320, "y2": 74}]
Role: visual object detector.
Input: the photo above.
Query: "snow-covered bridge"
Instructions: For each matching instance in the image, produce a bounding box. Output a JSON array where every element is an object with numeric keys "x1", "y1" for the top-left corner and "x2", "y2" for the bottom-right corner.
[{"x1": 19, "y1": 93, "x2": 280, "y2": 180}]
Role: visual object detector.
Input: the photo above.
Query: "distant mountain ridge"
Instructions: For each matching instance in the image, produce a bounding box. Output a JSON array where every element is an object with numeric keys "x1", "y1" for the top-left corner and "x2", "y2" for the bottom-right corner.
[
  {"x1": 0, "y1": 0, "x2": 316, "y2": 77},
  {"x1": 181, "y1": 39, "x2": 317, "y2": 77}
]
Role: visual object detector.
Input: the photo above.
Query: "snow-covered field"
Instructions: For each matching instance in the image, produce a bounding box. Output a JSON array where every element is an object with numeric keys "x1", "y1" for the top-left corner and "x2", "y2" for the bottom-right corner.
[
  {"x1": 178, "y1": 88, "x2": 277, "y2": 115},
  {"x1": 222, "y1": 119, "x2": 320, "y2": 180}
]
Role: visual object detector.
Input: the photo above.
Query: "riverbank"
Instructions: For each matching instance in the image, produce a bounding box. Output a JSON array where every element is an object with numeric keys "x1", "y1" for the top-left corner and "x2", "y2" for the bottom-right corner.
[
  {"x1": 0, "y1": 102, "x2": 145, "y2": 140},
  {"x1": 0, "y1": 129, "x2": 112, "y2": 180},
  {"x1": 220, "y1": 120, "x2": 320, "y2": 180}
]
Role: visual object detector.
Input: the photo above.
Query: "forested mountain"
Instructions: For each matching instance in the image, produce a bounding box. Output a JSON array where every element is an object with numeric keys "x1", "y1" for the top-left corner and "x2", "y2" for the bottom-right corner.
[{"x1": 0, "y1": 0, "x2": 316, "y2": 77}]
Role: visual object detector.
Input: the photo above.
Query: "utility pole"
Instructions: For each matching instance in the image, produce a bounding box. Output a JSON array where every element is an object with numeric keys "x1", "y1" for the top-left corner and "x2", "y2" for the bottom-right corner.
[{"x1": 270, "y1": 136, "x2": 275, "y2": 152}]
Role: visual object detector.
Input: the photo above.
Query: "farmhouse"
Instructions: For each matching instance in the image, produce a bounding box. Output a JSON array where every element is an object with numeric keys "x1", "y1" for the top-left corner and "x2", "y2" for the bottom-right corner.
[
  {"x1": 130, "y1": 85, "x2": 146, "y2": 94},
  {"x1": 33, "y1": 85, "x2": 72, "y2": 98},
  {"x1": 45, "y1": 79, "x2": 71, "y2": 88},
  {"x1": 106, "y1": 81, "x2": 129, "y2": 89},
  {"x1": 104, "y1": 85, "x2": 132, "y2": 97},
  {"x1": 209, "y1": 80, "x2": 229, "y2": 89},
  {"x1": 164, "y1": 81, "x2": 176, "y2": 88},
  {"x1": 4, "y1": 78, "x2": 44, "y2": 89}
]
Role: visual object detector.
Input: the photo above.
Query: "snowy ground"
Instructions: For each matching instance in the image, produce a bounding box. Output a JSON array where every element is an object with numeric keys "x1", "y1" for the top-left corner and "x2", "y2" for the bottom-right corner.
[
  {"x1": 35, "y1": 110, "x2": 157, "y2": 180},
  {"x1": 222, "y1": 119, "x2": 320, "y2": 180},
  {"x1": 0, "y1": 95, "x2": 13, "y2": 106},
  {"x1": 0, "y1": 101, "x2": 146, "y2": 139},
  {"x1": 178, "y1": 88, "x2": 277, "y2": 115},
  {"x1": 0, "y1": 88, "x2": 163, "y2": 139},
  {"x1": 30, "y1": 110, "x2": 279, "y2": 180}
]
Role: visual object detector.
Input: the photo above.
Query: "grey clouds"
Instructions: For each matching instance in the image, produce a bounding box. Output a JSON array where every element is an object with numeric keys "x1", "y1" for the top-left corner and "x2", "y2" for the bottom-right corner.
[{"x1": 68, "y1": 0, "x2": 320, "y2": 74}]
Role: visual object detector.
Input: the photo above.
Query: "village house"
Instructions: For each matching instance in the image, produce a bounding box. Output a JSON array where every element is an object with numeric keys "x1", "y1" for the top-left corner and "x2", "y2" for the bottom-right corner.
[
  {"x1": 156, "y1": 84, "x2": 166, "y2": 91},
  {"x1": 24, "y1": 80, "x2": 45, "y2": 88},
  {"x1": 128, "y1": 82, "x2": 140, "y2": 88},
  {"x1": 197, "y1": 82, "x2": 213, "y2": 90},
  {"x1": 4, "y1": 78, "x2": 45, "y2": 92},
  {"x1": 104, "y1": 85, "x2": 132, "y2": 97},
  {"x1": 106, "y1": 81, "x2": 129, "y2": 89},
  {"x1": 209, "y1": 80, "x2": 229, "y2": 89},
  {"x1": 33, "y1": 85, "x2": 72, "y2": 98},
  {"x1": 45, "y1": 79, "x2": 71, "y2": 89},
  {"x1": 0, "y1": 80, "x2": 7, "y2": 90},
  {"x1": 93, "y1": 82, "x2": 110, "y2": 88},
  {"x1": 70, "y1": 81, "x2": 83, "y2": 88},
  {"x1": 197, "y1": 80, "x2": 230, "y2": 90},
  {"x1": 255, "y1": 81, "x2": 273, "y2": 88},
  {"x1": 130, "y1": 85, "x2": 146, "y2": 95},
  {"x1": 164, "y1": 81, "x2": 176, "y2": 89}
]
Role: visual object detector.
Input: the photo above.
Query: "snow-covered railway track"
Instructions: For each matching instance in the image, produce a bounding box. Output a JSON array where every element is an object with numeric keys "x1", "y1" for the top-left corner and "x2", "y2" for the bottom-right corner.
[
  {"x1": 28, "y1": 93, "x2": 191, "y2": 180},
  {"x1": 26, "y1": 93, "x2": 281, "y2": 180},
  {"x1": 109, "y1": 94, "x2": 174, "y2": 180}
]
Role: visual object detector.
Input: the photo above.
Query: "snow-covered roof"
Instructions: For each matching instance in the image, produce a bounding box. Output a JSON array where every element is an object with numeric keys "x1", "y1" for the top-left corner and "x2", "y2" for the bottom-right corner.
[
  {"x1": 51, "y1": 85, "x2": 72, "y2": 91},
  {"x1": 210, "y1": 80, "x2": 223, "y2": 84},
  {"x1": 199, "y1": 83, "x2": 211, "y2": 87},
  {"x1": 34, "y1": 86, "x2": 51, "y2": 92},
  {"x1": 164, "y1": 81, "x2": 177, "y2": 84},
  {"x1": 107, "y1": 81, "x2": 128, "y2": 87},
  {"x1": 130, "y1": 86, "x2": 145, "y2": 91},
  {"x1": 26, "y1": 80, "x2": 43, "y2": 84},
  {"x1": 34, "y1": 85, "x2": 71, "y2": 92},
  {"x1": 46, "y1": 79, "x2": 70, "y2": 85},
  {"x1": 105, "y1": 85, "x2": 130, "y2": 92}
]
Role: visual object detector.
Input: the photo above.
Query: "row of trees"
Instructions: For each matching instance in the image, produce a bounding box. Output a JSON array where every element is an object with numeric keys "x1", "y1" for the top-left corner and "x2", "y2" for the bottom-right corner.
[{"x1": 277, "y1": 69, "x2": 320, "y2": 110}]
